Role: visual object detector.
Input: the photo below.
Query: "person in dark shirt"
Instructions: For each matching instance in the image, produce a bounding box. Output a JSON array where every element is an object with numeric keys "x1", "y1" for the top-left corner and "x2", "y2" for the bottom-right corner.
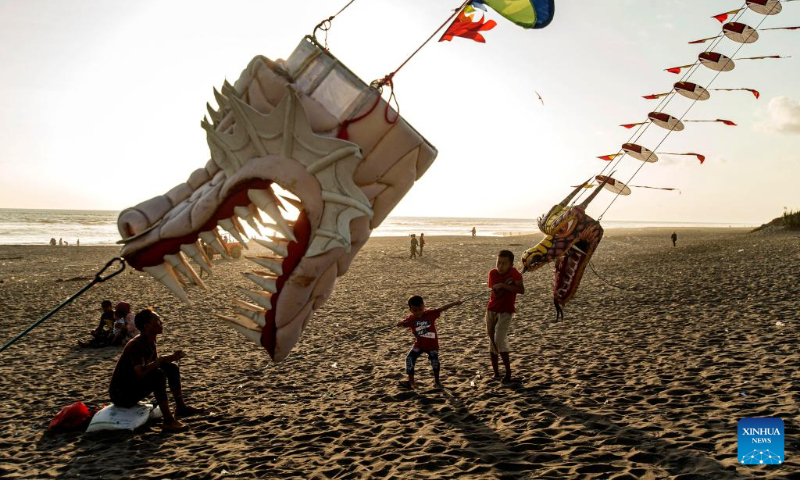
[
  {"x1": 671, "y1": 231, "x2": 678, "y2": 247},
  {"x1": 397, "y1": 295, "x2": 462, "y2": 390},
  {"x1": 79, "y1": 300, "x2": 115, "y2": 348},
  {"x1": 108, "y1": 308, "x2": 201, "y2": 431}
]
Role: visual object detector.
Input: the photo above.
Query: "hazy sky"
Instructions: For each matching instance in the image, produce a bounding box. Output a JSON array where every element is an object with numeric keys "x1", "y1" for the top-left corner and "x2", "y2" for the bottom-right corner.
[{"x1": 1, "y1": 0, "x2": 798, "y2": 223}]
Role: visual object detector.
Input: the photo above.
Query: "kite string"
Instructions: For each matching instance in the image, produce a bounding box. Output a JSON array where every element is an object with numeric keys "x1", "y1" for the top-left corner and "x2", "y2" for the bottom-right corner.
[
  {"x1": 374, "y1": 0, "x2": 471, "y2": 89},
  {"x1": 587, "y1": 261, "x2": 636, "y2": 292},
  {"x1": 590, "y1": 3, "x2": 746, "y2": 212},
  {"x1": 0, "y1": 257, "x2": 126, "y2": 354},
  {"x1": 312, "y1": 0, "x2": 359, "y2": 49},
  {"x1": 598, "y1": 2, "x2": 775, "y2": 220},
  {"x1": 571, "y1": 3, "x2": 747, "y2": 208}
]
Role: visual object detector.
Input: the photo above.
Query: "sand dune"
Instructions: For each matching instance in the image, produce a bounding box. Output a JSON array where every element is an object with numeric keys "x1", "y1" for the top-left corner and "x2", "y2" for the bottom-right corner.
[{"x1": 0, "y1": 228, "x2": 798, "y2": 478}]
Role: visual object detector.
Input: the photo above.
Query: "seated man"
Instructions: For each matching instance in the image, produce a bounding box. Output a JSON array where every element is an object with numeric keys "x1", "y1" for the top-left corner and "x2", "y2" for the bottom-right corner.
[{"x1": 108, "y1": 308, "x2": 201, "y2": 431}]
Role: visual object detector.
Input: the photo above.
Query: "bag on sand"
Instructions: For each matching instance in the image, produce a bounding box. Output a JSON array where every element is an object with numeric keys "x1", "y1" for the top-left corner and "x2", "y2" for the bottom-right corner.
[{"x1": 48, "y1": 402, "x2": 94, "y2": 432}]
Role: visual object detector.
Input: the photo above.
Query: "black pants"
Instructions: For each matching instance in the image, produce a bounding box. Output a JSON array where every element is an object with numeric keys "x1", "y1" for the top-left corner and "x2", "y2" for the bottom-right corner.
[
  {"x1": 406, "y1": 347, "x2": 439, "y2": 375},
  {"x1": 110, "y1": 363, "x2": 181, "y2": 407}
]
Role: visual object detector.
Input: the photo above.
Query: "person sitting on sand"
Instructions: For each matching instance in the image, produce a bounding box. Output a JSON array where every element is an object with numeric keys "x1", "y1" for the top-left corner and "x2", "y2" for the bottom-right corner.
[
  {"x1": 419, "y1": 233, "x2": 426, "y2": 257},
  {"x1": 79, "y1": 300, "x2": 116, "y2": 348},
  {"x1": 486, "y1": 250, "x2": 524, "y2": 383},
  {"x1": 109, "y1": 308, "x2": 202, "y2": 431},
  {"x1": 111, "y1": 302, "x2": 138, "y2": 345},
  {"x1": 410, "y1": 234, "x2": 418, "y2": 259},
  {"x1": 397, "y1": 295, "x2": 462, "y2": 390}
]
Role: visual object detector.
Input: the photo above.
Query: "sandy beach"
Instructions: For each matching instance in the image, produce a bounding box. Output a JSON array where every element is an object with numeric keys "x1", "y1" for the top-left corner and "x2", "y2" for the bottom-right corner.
[{"x1": 0, "y1": 228, "x2": 798, "y2": 478}]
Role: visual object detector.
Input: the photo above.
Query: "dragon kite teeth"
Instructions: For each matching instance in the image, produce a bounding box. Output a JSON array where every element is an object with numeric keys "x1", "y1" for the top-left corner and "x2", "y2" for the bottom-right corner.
[{"x1": 116, "y1": 37, "x2": 437, "y2": 361}]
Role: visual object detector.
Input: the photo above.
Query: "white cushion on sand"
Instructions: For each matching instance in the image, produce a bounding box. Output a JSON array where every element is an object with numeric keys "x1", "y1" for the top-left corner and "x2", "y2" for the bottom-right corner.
[{"x1": 86, "y1": 403, "x2": 154, "y2": 432}]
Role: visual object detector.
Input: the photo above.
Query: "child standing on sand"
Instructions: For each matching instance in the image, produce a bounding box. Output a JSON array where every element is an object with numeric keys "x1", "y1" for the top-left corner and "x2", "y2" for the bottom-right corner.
[
  {"x1": 397, "y1": 295, "x2": 462, "y2": 389},
  {"x1": 486, "y1": 250, "x2": 524, "y2": 383}
]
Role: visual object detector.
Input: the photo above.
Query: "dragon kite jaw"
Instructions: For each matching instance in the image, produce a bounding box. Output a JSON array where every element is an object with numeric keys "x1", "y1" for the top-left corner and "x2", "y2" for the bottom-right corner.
[
  {"x1": 117, "y1": 38, "x2": 437, "y2": 361},
  {"x1": 522, "y1": 178, "x2": 606, "y2": 319}
]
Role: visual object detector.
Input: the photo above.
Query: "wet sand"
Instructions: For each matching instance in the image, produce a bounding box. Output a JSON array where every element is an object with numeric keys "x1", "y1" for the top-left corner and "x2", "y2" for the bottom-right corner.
[{"x1": 0, "y1": 228, "x2": 798, "y2": 478}]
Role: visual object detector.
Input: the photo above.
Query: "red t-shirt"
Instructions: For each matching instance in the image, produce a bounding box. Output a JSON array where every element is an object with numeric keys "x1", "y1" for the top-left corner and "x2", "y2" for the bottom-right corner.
[
  {"x1": 487, "y1": 267, "x2": 523, "y2": 313},
  {"x1": 401, "y1": 309, "x2": 441, "y2": 351}
]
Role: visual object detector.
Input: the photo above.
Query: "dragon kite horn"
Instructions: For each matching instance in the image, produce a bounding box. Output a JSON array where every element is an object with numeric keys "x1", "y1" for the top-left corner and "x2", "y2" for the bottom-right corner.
[
  {"x1": 562, "y1": 178, "x2": 593, "y2": 206},
  {"x1": 580, "y1": 174, "x2": 611, "y2": 208}
]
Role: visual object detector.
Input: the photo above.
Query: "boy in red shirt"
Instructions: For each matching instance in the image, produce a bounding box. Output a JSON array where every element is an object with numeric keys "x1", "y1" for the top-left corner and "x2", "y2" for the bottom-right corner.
[
  {"x1": 486, "y1": 250, "x2": 525, "y2": 383},
  {"x1": 397, "y1": 295, "x2": 462, "y2": 389}
]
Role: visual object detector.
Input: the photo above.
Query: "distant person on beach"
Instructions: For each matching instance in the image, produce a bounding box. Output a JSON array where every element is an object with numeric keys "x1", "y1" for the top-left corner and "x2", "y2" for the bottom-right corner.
[
  {"x1": 76, "y1": 239, "x2": 80, "y2": 247},
  {"x1": 671, "y1": 231, "x2": 678, "y2": 247},
  {"x1": 109, "y1": 308, "x2": 202, "y2": 431},
  {"x1": 486, "y1": 250, "x2": 524, "y2": 384},
  {"x1": 471, "y1": 227, "x2": 476, "y2": 238},
  {"x1": 419, "y1": 233, "x2": 426, "y2": 257},
  {"x1": 410, "y1": 234, "x2": 418, "y2": 259},
  {"x1": 58, "y1": 238, "x2": 63, "y2": 246},
  {"x1": 49, "y1": 238, "x2": 56, "y2": 246},
  {"x1": 78, "y1": 300, "x2": 115, "y2": 348},
  {"x1": 397, "y1": 295, "x2": 462, "y2": 390},
  {"x1": 111, "y1": 302, "x2": 138, "y2": 345}
]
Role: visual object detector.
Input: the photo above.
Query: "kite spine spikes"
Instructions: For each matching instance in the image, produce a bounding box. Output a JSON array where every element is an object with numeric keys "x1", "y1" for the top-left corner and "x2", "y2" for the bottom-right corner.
[{"x1": 581, "y1": 175, "x2": 611, "y2": 208}]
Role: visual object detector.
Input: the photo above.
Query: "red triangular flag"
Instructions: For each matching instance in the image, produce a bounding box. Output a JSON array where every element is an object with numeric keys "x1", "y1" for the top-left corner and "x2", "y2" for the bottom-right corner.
[
  {"x1": 713, "y1": 88, "x2": 760, "y2": 99},
  {"x1": 689, "y1": 36, "x2": 717, "y2": 44},
  {"x1": 665, "y1": 63, "x2": 695, "y2": 74},
  {"x1": 597, "y1": 154, "x2": 619, "y2": 161},
  {"x1": 761, "y1": 26, "x2": 800, "y2": 31},
  {"x1": 712, "y1": 9, "x2": 741, "y2": 24},
  {"x1": 662, "y1": 152, "x2": 706, "y2": 164},
  {"x1": 718, "y1": 119, "x2": 737, "y2": 126}
]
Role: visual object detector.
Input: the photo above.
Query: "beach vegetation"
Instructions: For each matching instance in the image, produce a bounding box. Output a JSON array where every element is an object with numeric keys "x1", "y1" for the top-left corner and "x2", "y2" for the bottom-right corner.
[
  {"x1": 751, "y1": 208, "x2": 800, "y2": 232},
  {"x1": 782, "y1": 209, "x2": 800, "y2": 230}
]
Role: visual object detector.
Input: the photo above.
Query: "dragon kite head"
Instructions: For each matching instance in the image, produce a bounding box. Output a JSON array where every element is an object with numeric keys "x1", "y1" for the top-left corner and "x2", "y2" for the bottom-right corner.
[
  {"x1": 117, "y1": 37, "x2": 437, "y2": 361},
  {"x1": 522, "y1": 178, "x2": 606, "y2": 314}
]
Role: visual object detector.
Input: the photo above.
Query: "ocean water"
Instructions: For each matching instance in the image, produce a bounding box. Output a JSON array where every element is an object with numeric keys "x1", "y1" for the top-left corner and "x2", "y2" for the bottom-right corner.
[
  {"x1": 0, "y1": 209, "x2": 121, "y2": 246},
  {"x1": 0, "y1": 209, "x2": 754, "y2": 246}
]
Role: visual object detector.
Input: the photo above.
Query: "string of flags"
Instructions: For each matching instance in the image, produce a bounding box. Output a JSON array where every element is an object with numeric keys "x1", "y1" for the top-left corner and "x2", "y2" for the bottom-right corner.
[{"x1": 587, "y1": 0, "x2": 797, "y2": 200}]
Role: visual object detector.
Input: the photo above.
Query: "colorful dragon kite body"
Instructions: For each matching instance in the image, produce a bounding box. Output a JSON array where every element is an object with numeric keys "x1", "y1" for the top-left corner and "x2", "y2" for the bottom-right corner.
[
  {"x1": 521, "y1": 180, "x2": 606, "y2": 320},
  {"x1": 117, "y1": 37, "x2": 437, "y2": 361}
]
